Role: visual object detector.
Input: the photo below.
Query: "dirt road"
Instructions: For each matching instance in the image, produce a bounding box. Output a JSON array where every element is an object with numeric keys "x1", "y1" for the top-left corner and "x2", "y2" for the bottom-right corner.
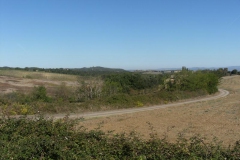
[
  {"x1": 40, "y1": 88, "x2": 228, "y2": 120},
  {"x1": 2, "y1": 75, "x2": 239, "y2": 145},
  {"x1": 78, "y1": 76, "x2": 240, "y2": 146},
  {"x1": 2, "y1": 75, "x2": 239, "y2": 146}
]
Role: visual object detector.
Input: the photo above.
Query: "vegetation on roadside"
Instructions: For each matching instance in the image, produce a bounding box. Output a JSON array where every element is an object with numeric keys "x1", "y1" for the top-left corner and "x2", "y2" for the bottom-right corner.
[{"x1": 0, "y1": 116, "x2": 239, "y2": 159}]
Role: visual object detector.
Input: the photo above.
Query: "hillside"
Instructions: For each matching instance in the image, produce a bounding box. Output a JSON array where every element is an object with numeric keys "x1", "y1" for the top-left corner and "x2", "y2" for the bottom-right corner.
[
  {"x1": 0, "y1": 66, "x2": 128, "y2": 76},
  {"x1": 72, "y1": 66, "x2": 126, "y2": 72}
]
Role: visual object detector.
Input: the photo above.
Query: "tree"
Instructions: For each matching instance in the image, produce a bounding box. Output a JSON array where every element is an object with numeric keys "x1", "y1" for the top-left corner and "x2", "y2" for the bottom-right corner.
[
  {"x1": 231, "y1": 69, "x2": 238, "y2": 75},
  {"x1": 55, "y1": 82, "x2": 71, "y2": 102},
  {"x1": 182, "y1": 66, "x2": 188, "y2": 71},
  {"x1": 169, "y1": 71, "x2": 219, "y2": 94},
  {"x1": 32, "y1": 86, "x2": 50, "y2": 102},
  {"x1": 103, "y1": 81, "x2": 123, "y2": 95},
  {"x1": 223, "y1": 68, "x2": 228, "y2": 76},
  {"x1": 76, "y1": 77, "x2": 103, "y2": 101}
]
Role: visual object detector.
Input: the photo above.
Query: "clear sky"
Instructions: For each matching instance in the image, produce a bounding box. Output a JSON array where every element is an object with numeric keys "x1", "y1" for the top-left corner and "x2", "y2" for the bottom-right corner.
[{"x1": 0, "y1": 0, "x2": 239, "y2": 70}]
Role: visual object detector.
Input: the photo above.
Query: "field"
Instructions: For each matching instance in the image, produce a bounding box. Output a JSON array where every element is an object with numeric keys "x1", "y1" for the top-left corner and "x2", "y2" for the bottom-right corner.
[
  {"x1": 0, "y1": 70, "x2": 80, "y2": 94},
  {"x1": 0, "y1": 70, "x2": 239, "y2": 146},
  {"x1": 0, "y1": 69, "x2": 78, "y2": 81},
  {"x1": 79, "y1": 75, "x2": 240, "y2": 146},
  {"x1": 0, "y1": 70, "x2": 239, "y2": 158}
]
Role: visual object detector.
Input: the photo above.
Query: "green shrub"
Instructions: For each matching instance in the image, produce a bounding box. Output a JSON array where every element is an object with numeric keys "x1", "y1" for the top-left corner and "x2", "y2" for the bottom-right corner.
[
  {"x1": 169, "y1": 71, "x2": 219, "y2": 94},
  {"x1": 32, "y1": 86, "x2": 51, "y2": 102},
  {"x1": 0, "y1": 117, "x2": 239, "y2": 159},
  {"x1": 135, "y1": 101, "x2": 144, "y2": 107},
  {"x1": 106, "y1": 94, "x2": 133, "y2": 106}
]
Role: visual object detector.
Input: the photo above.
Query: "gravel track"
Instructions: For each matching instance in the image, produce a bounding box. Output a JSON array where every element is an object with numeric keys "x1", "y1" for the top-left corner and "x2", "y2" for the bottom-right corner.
[
  {"x1": 1, "y1": 89, "x2": 229, "y2": 120},
  {"x1": 42, "y1": 88, "x2": 229, "y2": 120}
]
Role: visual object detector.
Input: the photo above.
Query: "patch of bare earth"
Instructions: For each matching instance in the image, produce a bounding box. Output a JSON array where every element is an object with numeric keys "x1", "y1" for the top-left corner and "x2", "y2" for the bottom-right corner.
[
  {"x1": 0, "y1": 76, "x2": 78, "y2": 94},
  {"x1": 79, "y1": 76, "x2": 240, "y2": 146}
]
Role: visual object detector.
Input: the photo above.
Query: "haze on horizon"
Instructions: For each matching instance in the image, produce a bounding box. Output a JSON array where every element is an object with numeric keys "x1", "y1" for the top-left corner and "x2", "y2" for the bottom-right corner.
[{"x1": 0, "y1": 0, "x2": 239, "y2": 70}]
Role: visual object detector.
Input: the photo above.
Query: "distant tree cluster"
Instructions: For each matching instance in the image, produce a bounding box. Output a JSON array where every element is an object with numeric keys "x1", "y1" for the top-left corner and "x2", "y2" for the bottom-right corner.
[
  {"x1": 231, "y1": 69, "x2": 238, "y2": 75},
  {"x1": 210, "y1": 68, "x2": 229, "y2": 78},
  {"x1": 209, "y1": 68, "x2": 240, "y2": 77}
]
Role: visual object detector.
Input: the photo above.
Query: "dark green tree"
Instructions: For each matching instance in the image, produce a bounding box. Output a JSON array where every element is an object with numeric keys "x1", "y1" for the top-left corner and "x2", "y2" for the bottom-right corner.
[
  {"x1": 32, "y1": 86, "x2": 50, "y2": 102},
  {"x1": 231, "y1": 69, "x2": 238, "y2": 75}
]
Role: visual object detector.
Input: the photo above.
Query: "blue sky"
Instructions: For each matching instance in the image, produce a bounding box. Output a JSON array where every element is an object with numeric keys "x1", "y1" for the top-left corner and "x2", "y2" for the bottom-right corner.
[{"x1": 0, "y1": 0, "x2": 239, "y2": 70}]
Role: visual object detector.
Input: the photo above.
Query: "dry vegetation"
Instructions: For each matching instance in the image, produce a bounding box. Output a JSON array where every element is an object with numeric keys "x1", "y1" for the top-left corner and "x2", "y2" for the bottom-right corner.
[
  {"x1": 0, "y1": 70, "x2": 239, "y2": 158},
  {"x1": 0, "y1": 70, "x2": 78, "y2": 81},
  {"x1": 0, "y1": 70, "x2": 80, "y2": 94},
  {"x1": 79, "y1": 76, "x2": 240, "y2": 146},
  {"x1": 1, "y1": 70, "x2": 239, "y2": 146}
]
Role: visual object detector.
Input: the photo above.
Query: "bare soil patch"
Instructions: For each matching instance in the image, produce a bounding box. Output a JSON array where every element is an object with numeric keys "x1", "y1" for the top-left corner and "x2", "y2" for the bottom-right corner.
[
  {"x1": 0, "y1": 75, "x2": 78, "y2": 94},
  {"x1": 79, "y1": 76, "x2": 240, "y2": 146}
]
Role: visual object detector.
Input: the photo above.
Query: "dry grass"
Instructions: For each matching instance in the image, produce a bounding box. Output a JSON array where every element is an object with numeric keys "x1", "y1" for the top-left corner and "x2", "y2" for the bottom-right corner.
[
  {"x1": 0, "y1": 70, "x2": 78, "y2": 81},
  {"x1": 79, "y1": 76, "x2": 240, "y2": 146},
  {"x1": 0, "y1": 70, "x2": 81, "y2": 95},
  {"x1": 0, "y1": 70, "x2": 105, "y2": 94}
]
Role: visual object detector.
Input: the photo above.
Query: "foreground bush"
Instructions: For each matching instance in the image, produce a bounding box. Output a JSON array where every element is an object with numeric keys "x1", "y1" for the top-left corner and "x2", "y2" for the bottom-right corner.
[{"x1": 0, "y1": 116, "x2": 239, "y2": 159}]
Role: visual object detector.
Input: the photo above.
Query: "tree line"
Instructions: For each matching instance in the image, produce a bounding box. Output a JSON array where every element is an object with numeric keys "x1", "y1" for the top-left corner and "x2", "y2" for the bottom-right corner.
[
  {"x1": 75, "y1": 70, "x2": 220, "y2": 103},
  {"x1": 0, "y1": 66, "x2": 127, "y2": 76}
]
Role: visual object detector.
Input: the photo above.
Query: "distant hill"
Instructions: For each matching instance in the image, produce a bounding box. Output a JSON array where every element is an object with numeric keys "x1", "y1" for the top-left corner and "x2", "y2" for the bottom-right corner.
[
  {"x1": 0, "y1": 66, "x2": 127, "y2": 72},
  {"x1": 189, "y1": 66, "x2": 240, "y2": 71},
  {"x1": 156, "y1": 68, "x2": 181, "y2": 71},
  {"x1": 0, "y1": 66, "x2": 12, "y2": 69},
  {"x1": 1, "y1": 66, "x2": 239, "y2": 72},
  {"x1": 226, "y1": 66, "x2": 240, "y2": 71},
  {"x1": 72, "y1": 66, "x2": 126, "y2": 72},
  {"x1": 188, "y1": 67, "x2": 216, "y2": 71},
  {"x1": 0, "y1": 66, "x2": 128, "y2": 76},
  {"x1": 155, "y1": 66, "x2": 240, "y2": 71}
]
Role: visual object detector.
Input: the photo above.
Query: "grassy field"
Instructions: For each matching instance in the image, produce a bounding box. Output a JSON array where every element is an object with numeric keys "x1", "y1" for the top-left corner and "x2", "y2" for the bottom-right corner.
[
  {"x1": 0, "y1": 71, "x2": 239, "y2": 158},
  {"x1": 0, "y1": 69, "x2": 78, "y2": 81}
]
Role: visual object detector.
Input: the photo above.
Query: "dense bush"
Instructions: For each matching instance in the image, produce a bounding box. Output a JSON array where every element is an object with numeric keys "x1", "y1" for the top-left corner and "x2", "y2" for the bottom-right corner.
[
  {"x1": 0, "y1": 117, "x2": 239, "y2": 159},
  {"x1": 32, "y1": 86, "x2": 51, "y2": 102},
  {"x1": 167, "y1": 71, "x2": 219, "y2": 94},
  {"x1": 103, "y1": 73, "x2": 165, "y2": 94}
]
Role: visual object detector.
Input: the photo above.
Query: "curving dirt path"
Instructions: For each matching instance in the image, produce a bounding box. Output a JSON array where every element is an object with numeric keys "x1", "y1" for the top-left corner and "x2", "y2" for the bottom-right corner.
[
  {"x1": 4, "y1": 75, "x2": 238, "y2": 145},
  {"x1": 41, "y1": 88, "x2": 228, "y2": 120},
  {"x1": 79, "y1": 76, "x2": 240, "y2": 146}
]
